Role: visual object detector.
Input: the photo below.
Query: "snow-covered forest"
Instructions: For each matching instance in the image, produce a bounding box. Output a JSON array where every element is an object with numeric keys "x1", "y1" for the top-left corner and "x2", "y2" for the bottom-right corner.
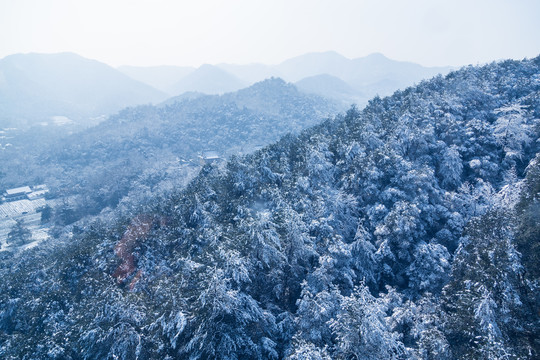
[{"x1": 0, "y1": 57, "x2": 539, "y2": 359}]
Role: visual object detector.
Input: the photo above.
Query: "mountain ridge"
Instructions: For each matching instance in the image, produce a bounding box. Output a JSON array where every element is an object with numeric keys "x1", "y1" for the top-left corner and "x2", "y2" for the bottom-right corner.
[
  {"x1": 168, "y1": 63, "x2": 247, "y2": 96},
  {"x1": 0, "y1": 52, "x2": 167, "y2": 127},
  {"x1": 117, "y1": 64, "x2": 195, "y2": 93},
  {"x1": 118, "y1": 51, "x2": 452, "y2": 103}
]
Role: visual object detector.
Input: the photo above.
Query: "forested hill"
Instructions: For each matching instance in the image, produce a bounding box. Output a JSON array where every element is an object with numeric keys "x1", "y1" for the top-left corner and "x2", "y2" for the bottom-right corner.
[
  {"x1": 1, "y1": 57, "x2": 539, "y2": 359},
  {"x1": 0, "y1": 78, "x2": 338, "y2": 224},
  {"x1": 45, "y1": 77, "x2": 335, "y2": 177}
]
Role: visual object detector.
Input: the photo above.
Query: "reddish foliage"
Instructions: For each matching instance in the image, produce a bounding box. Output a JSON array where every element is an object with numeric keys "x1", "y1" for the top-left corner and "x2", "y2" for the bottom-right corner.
[
  {"x1": 129, "y1": 270, "x2": 144, "y2": 291},
  {"x1": 112, "y1": 215, "x2": 153, "y2": 283}
]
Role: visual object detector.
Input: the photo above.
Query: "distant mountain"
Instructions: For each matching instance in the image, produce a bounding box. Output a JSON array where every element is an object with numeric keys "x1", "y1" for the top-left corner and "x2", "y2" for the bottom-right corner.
[
  {"x1": 122, "y1": 52, "x2": 451, "y2": 106},
  {"x1": 347, "y1": 52, "x2": 451, "y2": 91},
  {"x1": 0, "y1": 52, "x2": 167, "y2": 127},
  {"x1": 214, "y1": 52, "x2": 353, "y2": 84},
  {"x1": 0, "y1": 50, "x2": 452, "y2": 126},
  {"x1": 278, "y1": 52, "x2": 453, "y2": 104},
  {"x1": 216, "y1": 52, "x2": 453, "y2": 106},
  {"x1": 274, "y1": 50, "x2": 353, "y2": 82},
  {"x1": 295, "y1": 73, "x2": 359, "y2": 107},
  {"x1": 216, "y1": 63, "x2": 277, "y2": 84},
  {"x1": 117, "y1": 65, "x2": 195, "y2": 94},
  {"x1": 273, "y1": 51, "x2": 452, "y2": 84},
  {"x1": 169, "y1": 64, "x2": 247, "y2": 96}
]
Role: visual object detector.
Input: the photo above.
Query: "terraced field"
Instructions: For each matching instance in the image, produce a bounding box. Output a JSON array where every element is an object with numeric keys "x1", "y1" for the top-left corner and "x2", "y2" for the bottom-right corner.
[
  {"x1": 0, "y1": 199, "x2": 46, "y2": 218},
  {"x1": 0, "y1": 198, "x2": 49, "y2": 250}
]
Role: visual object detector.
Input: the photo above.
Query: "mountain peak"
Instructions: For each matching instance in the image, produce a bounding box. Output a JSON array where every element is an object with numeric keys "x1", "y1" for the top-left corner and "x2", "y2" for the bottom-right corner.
[
  {"x1": 365, "y1": 52, "x2": 388, "y2": 60},
  {"x1": 0, "y1": 52, "x2": 166, "y2": 127},
  {"x1": 169, "y1": 63, "x2": 246, "y2": 96},
  {"x1": 251, "y1": 76, "x2": 287, "y2": 87},
  {"x1": 232, "y1": 77, "x2": 292, "y2": 98},
  {"x1": 197, "y1": 63, "x2": 220, "y2": 71}
]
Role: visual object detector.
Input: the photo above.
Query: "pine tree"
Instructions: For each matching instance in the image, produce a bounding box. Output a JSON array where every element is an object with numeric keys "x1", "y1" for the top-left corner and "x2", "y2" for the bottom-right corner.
[
  {"x1": 442, "y1": 208, "x2": 526, "y2": 358},
  {"x1": 330, "y1": 284, "x2": 407, "y2": 359},
  {"x1": 7, "y1": 219, "x2": 32, "y2": 246}
]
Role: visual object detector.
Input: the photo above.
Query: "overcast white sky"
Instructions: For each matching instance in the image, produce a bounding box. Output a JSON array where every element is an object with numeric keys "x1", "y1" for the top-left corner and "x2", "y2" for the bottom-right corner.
[{"x1": 1, "y1": 0, "x2": 539, "y2": 67}]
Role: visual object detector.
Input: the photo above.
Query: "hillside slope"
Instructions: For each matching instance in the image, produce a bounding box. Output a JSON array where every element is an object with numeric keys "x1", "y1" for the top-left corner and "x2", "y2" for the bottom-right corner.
[
  {"x1": 168, "y1": 64, "x2": 247, "y2": 96},
  {"x1": 295, "y1": 73, "x2": 360, "y2": 106},
  {"x1": 0, "y1": 53, "x2": 167, "y2": 127},
  {"x1": 0, "y1": 57, "x2": 539, "y2": 359},
  {"x1": 117, "y1": 65, "x2": 195, "y2": 94},
  {"x1": 0, "y1": 78, "x2": 337, "y2": 223}
]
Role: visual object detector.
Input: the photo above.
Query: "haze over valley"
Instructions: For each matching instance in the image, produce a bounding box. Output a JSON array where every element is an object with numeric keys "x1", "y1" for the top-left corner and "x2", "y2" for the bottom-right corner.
[{"x1": 0, "y1": 51, "x2": 452, "y2": 129}]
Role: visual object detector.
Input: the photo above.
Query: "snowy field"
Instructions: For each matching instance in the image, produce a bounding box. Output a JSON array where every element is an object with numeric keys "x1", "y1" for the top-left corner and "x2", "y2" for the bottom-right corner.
[
  {"x1": 0, "y1": 198, "x2": 46, "y2": 218},
  {"x1": 0, "y1": 198, "x2": 50, "y2": 251}
]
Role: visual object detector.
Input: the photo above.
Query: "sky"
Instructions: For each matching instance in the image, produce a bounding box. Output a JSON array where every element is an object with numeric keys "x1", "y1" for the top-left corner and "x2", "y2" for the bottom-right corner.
[{"x1": 0, "y1": 0, "x2": 539, "y2": 68}]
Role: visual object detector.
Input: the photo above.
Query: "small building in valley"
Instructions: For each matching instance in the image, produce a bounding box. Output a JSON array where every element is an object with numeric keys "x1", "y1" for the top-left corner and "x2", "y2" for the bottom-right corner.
[
  {"x1": 3, "y1": 186, "x2": 32, "y2": 202},
  {"x1": 199, "y1": 150, "x2": 221, "y2": 165},
  {"x1": 2, "y1": 185, "x2": 49, "y2": 203}
]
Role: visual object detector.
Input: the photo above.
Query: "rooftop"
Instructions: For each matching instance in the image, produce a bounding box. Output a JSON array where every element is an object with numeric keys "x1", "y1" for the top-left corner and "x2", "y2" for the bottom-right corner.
[
  {"x1": 5, "y1": 186, "x2": 32, "y2": 196},
  {"x1": 201, "y1": 150, "x2": 220, "y2": 159}
]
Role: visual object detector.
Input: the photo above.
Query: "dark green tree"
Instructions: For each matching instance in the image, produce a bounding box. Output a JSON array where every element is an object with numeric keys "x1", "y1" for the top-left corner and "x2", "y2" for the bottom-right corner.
[
  {"x1": 7, "y1": 219, "x2": 32, "y2": 246},
  {"x1": 40, "y1": 205, "x2": 52, "y2": 224}
]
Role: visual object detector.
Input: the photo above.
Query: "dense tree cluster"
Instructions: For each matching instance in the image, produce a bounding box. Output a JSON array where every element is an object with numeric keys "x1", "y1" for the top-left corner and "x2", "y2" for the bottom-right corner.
[
  {"x1": 6, "y1": 220, "x2": 32, "y2": 246},
  {"x1": 1, "y1": 57, "x2": 539, "y2": 358}
]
